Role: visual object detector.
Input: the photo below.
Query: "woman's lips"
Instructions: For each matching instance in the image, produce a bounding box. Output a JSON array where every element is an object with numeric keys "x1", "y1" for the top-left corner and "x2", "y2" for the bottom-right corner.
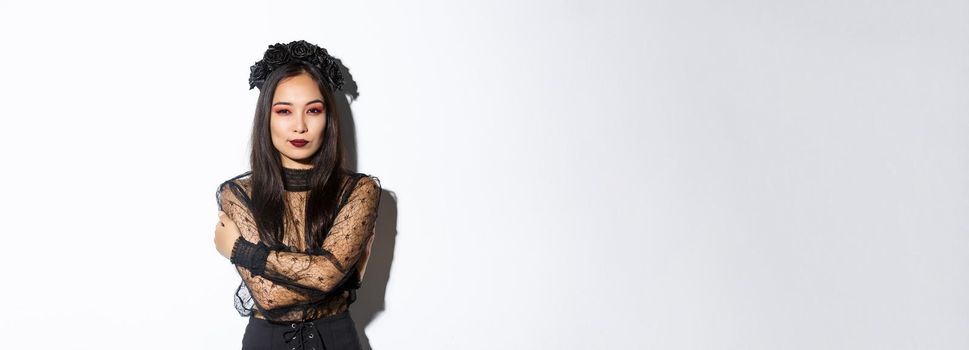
[{"x1": 290, "y1": 139, "x2": 309, "y2": 147}]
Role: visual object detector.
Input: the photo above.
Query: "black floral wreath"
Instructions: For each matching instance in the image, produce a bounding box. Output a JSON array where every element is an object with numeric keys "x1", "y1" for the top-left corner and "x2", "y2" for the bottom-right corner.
[{"x1": 248, "y1": 40, "x2": 344, "y2": 91}]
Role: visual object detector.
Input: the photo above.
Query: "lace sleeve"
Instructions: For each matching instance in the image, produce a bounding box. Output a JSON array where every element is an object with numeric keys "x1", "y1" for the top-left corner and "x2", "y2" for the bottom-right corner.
[
  {"x1": 217, "y1": 180, "x2": 324, "y2": 312},
  {"x1": 230, "y1": 175, "x2": 382, "y2": 294}
]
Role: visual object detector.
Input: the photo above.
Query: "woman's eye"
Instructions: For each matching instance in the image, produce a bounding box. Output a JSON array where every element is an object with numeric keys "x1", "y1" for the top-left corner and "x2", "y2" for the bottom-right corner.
[
  {"x1": 276, "y1": 109, "x2": 290, "y2": 115},
  {"x1": 309, "y1": 108, "x2": 323, "y2": 114}
]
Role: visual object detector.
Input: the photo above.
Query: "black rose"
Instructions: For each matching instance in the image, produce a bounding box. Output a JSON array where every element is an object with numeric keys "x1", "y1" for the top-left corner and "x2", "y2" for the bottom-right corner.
[
  {"x1": 327, "y1": 64, "x2": 344, "y2": 90},
  {"x1": 248, "y1": 61, "x2": 269, "y2": 90},
  {"x1": 314, "y1": 53, "x2": 333, "y2": 69},
  {"x1": 303, "y1": 53, "x2": 321, "y2": 67},
  {"x1": 309, "y1": 55, "x2": 326, "y2": 70},
  {"x1": 287, "y1": 40, "x2": 314, "y2": 59},
  {"x1": 263, "y1": 43, "x2": 291, "y2": 65},
  {"x1": 249, "y1": 61, "x2": 268, "y2": 78}
]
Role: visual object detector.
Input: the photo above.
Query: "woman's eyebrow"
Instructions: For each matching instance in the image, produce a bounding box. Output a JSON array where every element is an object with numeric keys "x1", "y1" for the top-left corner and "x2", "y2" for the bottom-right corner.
[{"x1": 272, "y1": 98, "x2": 324, "y2": 107}]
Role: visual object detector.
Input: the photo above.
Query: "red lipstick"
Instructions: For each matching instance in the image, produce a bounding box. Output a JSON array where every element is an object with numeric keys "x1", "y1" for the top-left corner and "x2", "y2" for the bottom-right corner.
[{"x1": 290, "y1": 139, "x2": 309, "y2": 147}]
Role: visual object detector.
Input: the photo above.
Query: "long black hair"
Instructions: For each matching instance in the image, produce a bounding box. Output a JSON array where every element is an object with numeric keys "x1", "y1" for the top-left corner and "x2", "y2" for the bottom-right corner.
[{"x1": 248, "y1": 60, "x2": 350, "y2": 253}]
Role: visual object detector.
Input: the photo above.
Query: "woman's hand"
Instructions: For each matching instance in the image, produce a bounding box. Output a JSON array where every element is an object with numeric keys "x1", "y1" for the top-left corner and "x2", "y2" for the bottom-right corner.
[{"x1": 215, "y1": 211, "x2": 242, "y2": 259}]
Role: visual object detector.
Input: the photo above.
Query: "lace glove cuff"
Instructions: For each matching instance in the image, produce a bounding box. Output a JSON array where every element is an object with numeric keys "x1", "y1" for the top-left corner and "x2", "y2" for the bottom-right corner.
[{"x1": 229, "y1": 237, "x2": 270, "y2": 276}]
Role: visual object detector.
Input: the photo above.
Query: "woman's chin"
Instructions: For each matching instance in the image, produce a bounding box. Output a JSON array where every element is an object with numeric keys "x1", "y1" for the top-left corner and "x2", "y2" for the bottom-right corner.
[{"x1": 282, "y1": 150, "x2": 318, "y2": 164}]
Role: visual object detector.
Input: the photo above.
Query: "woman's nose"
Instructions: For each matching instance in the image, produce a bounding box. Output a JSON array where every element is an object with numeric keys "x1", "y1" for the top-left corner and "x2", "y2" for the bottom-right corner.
[{"x1": 294, "y1": 113, "x2": 308, "y2": 132}]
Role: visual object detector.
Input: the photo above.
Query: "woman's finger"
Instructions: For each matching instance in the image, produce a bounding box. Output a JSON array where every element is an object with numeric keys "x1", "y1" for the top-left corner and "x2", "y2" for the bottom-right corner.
[{"x1": 217, "y1": 212, "x2": 227, "y2": 227}]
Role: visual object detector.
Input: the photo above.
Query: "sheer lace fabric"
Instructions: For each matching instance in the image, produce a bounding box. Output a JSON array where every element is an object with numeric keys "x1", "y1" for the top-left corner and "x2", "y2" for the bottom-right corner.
[{"x1": 216, "y1": 168, "x2": 381, "y2": 322}]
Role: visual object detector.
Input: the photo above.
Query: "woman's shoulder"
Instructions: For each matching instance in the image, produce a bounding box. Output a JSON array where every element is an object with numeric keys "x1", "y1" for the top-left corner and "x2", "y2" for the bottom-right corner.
[
  {"x1": 216, "y1": 171, "x2": 254, "y2": 204},
  {"x1": 219, "y1": 171, "x2": 252, "y2": 189},
  {"x1": 346, "y1": 171, "x2": 380, "y2": 189},
  {"x1": 337, "y1": 171, "x2": 381, "y2": 205}
]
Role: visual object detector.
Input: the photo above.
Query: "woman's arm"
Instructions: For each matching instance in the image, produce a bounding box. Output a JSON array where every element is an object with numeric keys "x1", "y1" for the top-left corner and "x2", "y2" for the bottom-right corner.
[
  {"x1": 218, "y1": 180, "x2": 326, "y2": 310},
  {"x1": 230, "y1": 175, "x2": 382, "y2": 294}
]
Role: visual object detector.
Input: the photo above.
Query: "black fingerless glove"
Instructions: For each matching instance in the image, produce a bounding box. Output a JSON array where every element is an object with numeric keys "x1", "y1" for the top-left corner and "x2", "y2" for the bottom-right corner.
[{"x1": 229, "y1": 237, "x2": 270, "y2": 276}]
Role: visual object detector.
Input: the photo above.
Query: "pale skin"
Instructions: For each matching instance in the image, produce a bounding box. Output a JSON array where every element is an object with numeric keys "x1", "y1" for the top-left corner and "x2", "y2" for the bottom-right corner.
[{"x1": 214, "y1": 72, "x2": 373, "y2": 275}]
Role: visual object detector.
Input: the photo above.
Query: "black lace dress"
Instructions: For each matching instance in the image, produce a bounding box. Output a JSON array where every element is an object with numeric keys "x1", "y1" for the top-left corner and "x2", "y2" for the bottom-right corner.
[{"x1": 216, "y1": 167, "x2": 381, "y2": 349}]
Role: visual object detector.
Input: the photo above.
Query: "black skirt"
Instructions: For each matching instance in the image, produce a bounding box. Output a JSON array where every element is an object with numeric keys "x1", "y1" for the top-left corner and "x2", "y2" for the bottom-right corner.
[{"x1": 241, "y1": 310, "x2": 362, "y2": 350}]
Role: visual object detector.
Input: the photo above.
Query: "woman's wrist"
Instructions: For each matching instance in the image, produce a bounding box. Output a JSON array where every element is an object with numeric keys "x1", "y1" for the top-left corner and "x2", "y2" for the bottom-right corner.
[{"x1": 229, "y1": 236, "x2": 270, "y2": 275}]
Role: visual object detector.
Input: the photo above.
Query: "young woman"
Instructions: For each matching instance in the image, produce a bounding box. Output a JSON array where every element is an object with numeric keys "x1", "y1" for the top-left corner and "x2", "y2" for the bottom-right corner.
[{"x1": 213, "y1": 40, "x2": 381, "y2": 350}]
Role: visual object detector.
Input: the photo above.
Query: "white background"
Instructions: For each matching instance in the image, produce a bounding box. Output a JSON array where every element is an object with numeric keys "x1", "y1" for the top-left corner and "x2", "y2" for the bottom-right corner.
[{"x1": 0, "y1": 0, "x2": 966, "y2": 349}]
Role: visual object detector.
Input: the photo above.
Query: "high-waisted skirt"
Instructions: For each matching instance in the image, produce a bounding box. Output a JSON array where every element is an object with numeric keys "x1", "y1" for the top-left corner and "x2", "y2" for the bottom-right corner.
[{"x1": 241, "y1": 310, "x2": 363, "y2": 350}]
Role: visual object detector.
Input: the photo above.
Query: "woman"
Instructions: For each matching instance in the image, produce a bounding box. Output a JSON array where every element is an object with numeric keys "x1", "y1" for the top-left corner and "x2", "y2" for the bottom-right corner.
[{"x1": 213, "y1": 40, "x2": 381, "y2": 350}]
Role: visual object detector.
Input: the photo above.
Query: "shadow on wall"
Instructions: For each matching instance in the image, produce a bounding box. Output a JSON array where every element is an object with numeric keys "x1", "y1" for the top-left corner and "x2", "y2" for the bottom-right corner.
[
  {"x1": 352, "y1": 189, "x2": 397, "y2": 350},
  {"x1": 335, "y1": 61, "x2": 397, "y2": 350}
]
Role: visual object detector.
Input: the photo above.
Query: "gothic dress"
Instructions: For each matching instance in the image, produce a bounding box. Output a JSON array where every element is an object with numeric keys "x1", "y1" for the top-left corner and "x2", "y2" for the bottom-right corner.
[{"x1": 217, "y1": 167, "x2": 381, "y2": 350}]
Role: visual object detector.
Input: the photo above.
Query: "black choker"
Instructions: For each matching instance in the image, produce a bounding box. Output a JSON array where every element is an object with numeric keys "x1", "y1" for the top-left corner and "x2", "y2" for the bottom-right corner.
[{"x1": 281, "y1": 167, "x2": 313, "y2": 192}]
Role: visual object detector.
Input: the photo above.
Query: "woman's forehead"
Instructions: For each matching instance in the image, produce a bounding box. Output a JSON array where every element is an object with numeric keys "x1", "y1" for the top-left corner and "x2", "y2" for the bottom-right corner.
[{"x1": 273, "y1": 75, "x2": 323, "y2": 104}]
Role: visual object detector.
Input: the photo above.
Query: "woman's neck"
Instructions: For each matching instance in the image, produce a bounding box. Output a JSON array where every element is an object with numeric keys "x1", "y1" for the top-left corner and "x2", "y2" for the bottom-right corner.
[{"x1": 281, "y1": 166, "x2": 313, "y2": 192}]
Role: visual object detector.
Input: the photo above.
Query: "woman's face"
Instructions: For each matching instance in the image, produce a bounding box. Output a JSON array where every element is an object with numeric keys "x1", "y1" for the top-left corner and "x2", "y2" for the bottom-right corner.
[{"x1": 270, "y1": 72, "x2": 327, "y2": 169}]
